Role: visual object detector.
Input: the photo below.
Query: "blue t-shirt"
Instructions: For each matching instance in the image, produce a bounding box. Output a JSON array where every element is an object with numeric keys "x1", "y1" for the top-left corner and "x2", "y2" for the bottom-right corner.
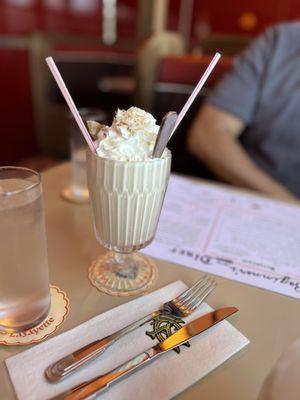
[{"x1": 207, "y1": 22, "x2": 300, "y2": 196}]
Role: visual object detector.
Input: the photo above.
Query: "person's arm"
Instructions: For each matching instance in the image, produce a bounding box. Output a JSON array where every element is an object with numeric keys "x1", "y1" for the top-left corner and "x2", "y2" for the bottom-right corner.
[{"x1": 187, "y1": 104, "x2": 297, "y2": 201}]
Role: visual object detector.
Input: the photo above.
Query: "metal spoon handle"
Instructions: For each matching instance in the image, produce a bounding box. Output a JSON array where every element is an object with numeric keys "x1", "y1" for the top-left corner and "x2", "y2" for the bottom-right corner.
[
  {"x1": 152, "y1": 111, "x2": 177, "y2": 158},
  {"x1": 44, "y1": 312, "x2": 159, "y2": 382}
]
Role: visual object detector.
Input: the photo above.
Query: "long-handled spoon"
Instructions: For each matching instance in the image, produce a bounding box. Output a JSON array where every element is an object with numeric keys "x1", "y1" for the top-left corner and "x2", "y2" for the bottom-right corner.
[{"x1": 152, "y1": 111, "x2": 177, "y2": 158}]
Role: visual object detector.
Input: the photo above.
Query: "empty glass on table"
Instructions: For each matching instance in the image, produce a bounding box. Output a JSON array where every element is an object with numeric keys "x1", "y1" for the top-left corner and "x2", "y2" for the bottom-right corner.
[{"x1": 61, "y1": 108, "x2": 106, "y2": 204}]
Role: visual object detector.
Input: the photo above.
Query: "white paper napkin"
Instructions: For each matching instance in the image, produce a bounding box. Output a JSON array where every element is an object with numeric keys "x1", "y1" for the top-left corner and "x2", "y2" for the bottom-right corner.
[{"x1": 6, "y1": 281, "x2": 249, "y2": 400}]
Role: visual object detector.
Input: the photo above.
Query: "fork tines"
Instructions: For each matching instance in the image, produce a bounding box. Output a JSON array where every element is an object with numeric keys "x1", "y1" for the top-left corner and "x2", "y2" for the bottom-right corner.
[{"x1": 173, "y1": 275, "x2": 217, "y2": 316}]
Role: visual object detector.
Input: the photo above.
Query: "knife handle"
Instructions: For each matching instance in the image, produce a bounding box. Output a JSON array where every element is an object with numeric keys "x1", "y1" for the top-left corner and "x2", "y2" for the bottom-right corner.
[
  {"x1": 45, "y1": 312, "x2": 160, "y2": 382},
  {"x1": 51, "y1": 346, "x2": 161, "y2": 400}
]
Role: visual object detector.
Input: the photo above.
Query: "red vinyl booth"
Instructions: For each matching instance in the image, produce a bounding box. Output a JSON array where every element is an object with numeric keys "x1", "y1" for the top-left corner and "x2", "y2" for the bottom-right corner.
[
  {"x1": 0, "y1": 48, "x2": 36, "y2": 165},
  {"x1": 157, "y1": 54, "x2": 233, "y2": 87}
]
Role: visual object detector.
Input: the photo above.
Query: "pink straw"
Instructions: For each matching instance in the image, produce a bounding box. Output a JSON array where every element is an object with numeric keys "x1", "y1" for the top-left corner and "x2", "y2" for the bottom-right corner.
[
  {"x1": 45, "y1": 57, "x2": 96, "y2": 153},
  {"x1": 171, "y1": 52, "x2": 221, "y2": 137}
]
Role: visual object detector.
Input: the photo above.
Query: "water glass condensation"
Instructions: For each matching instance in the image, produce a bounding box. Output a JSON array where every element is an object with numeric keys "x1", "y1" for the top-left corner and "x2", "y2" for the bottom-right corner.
[{"x1": 0, "y1": 167, "x2": 51, "y2": 332}]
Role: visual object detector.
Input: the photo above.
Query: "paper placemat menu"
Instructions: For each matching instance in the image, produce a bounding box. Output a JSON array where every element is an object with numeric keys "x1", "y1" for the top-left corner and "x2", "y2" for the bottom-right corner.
[{"x1": 143, "y1": 175, "x2": 300, "y2": 299}]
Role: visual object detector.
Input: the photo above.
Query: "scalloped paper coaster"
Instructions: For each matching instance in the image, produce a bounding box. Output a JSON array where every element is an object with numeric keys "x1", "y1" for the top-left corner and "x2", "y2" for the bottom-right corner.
[{"x1": 0, "y1": 285, "x2": 69, "y2": 346}]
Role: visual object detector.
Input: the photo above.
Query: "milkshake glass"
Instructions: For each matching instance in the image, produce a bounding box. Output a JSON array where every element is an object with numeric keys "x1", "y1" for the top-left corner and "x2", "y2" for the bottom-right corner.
[{"x1": 87, "y1": 150, "x2": 171, "y2": 296}]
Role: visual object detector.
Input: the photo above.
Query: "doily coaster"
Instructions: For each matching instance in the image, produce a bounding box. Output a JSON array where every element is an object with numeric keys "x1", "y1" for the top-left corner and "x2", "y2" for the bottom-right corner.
[
  {"x1": 61, "y1": 186, "x2": 89, "y2": 204},
  {"x1": 0, "y1": 285, "x2": 69, "y2": 346},
  {"x1": 88, "y1": 253, "x2": 158, "y2": 297}
]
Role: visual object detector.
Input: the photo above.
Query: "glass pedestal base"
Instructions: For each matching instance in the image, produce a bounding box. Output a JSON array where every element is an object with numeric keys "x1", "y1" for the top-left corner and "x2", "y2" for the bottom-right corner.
[
  {"x1": 88, "y1": 252, "x2": 158, "y2": 296},
  {"x1": 61, "y1": 186, "x2": 89, "y2": 204}
]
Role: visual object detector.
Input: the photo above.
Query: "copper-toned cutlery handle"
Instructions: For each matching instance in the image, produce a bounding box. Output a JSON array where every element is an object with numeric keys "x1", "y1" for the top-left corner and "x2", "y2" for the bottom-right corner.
[
  {"x1": 45, "y1": 311, "x2": 161, "y2": 382},
  {"x1": 50, "y1": 347, "x2": 160, "y2": 400}
]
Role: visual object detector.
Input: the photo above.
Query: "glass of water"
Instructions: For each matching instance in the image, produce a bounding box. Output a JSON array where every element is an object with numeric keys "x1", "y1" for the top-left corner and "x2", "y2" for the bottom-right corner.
[
  {"x1": 61, "y1": 108, "x2": 106, "y2": 204},
  {"x1": 0, "y1": 167, "x2": 51, "y2": 332}
]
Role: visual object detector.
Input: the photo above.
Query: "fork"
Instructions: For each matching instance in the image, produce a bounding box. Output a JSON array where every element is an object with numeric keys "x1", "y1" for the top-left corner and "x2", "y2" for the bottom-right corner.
[{"x1": 45, "y1": 276, "x2": 216, "y2": 383}]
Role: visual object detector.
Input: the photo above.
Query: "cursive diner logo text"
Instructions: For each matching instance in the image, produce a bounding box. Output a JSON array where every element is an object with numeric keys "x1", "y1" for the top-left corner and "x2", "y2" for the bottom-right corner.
[
  {"x1": 169, "y1": 246, "x2": 300, "y2": 293},
  {"x1": 0, "y1": 317, "x2": 55, "y2": 337}
]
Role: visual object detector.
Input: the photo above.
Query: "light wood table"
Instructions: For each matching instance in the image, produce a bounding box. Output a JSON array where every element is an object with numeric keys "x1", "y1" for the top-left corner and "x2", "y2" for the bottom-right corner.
[{"x1": 1, "y1": 163, "x2": 300, "y2": 399}]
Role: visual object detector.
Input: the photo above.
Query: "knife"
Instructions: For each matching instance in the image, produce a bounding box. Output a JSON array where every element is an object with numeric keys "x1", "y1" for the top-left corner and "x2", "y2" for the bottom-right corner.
[{"x1": 50, "y1": 307, "x2": 238, "y2": 400}]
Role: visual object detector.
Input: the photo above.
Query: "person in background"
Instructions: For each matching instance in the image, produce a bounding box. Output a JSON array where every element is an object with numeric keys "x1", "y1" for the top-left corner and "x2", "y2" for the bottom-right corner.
[{"x1": 187, "y1": 22, "x2": 300, "y2": 201}]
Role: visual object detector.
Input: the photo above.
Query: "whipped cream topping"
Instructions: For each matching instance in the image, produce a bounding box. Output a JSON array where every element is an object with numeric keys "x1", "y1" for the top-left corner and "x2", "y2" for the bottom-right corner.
[{"x1": 95, "y1": 107, "x2": 161, "y2": 161}]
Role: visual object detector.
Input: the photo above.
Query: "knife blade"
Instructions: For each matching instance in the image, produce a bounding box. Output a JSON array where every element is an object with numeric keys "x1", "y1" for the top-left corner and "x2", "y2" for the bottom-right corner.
[{"x1": 50, "y1": 307, "x2": 238, "y2": 400}]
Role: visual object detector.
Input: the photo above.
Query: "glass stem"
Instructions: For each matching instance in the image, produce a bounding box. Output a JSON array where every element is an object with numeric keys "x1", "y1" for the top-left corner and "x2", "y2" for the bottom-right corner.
[
  {"x1": 112, "y1": 252, "x2": 138, "y2": 279},
  {"x1": 114, "y1": 252, "x2": 129, "y2": 264}
]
